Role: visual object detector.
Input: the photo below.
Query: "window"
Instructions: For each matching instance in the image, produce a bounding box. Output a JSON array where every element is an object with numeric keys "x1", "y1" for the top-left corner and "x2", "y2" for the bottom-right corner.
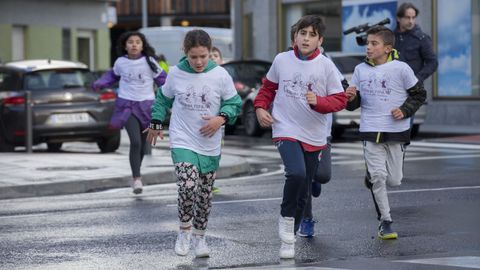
[
  {"x1": 0, "y1": 71, "x2": 19, "y2": 91},
  {"x1": 435, "y1": 0, "x2": 479, "y2": 97},
  {"x1": 24, "y1": 69, "x2": 94, "y2": 91}
]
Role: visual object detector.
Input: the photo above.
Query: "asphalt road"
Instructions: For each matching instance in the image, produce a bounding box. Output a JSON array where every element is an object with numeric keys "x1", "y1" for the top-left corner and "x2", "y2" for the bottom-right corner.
[{"x1": 1, "y1": 135, "x2": 480, "y2": 270}]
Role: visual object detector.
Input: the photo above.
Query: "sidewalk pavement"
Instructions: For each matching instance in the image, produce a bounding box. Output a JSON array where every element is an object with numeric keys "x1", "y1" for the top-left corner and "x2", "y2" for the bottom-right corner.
[{"x1": 0, "y1": 131, "x2": 250, "y2": 200}]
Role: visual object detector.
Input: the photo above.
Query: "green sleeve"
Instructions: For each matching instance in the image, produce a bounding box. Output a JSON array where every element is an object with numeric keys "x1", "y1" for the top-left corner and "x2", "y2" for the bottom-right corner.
[
  {"x1": 151, "y1": 87, "x2": 174, "y2": 122},
  {"x1": 220, "y1": 94, "x2": 242, "y2": 125}
]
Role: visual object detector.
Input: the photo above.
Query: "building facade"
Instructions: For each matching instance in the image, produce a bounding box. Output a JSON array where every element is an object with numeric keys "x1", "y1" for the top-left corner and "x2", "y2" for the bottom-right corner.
[
  {"x1": 0, "y1": 0, "x2": 115, "y2": 71},
  {"x1": 232, "y1": 0, "x2": 480, "y2": 134}
]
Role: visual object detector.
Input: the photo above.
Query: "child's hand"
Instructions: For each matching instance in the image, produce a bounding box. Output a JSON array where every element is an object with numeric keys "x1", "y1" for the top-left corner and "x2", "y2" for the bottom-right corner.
[
  {"x1": 143, "y1": 128, "x2": 164, "y2": 146},
  {"x1": 391, "y1": 108, "x2": 405, "y2": 120},
  {"x1": 200, "y1": 116, "x2": 225, "y2": 137},
  {"x1": 255, "y1": 108, "x2": 273, "y2": 128},
  {"x1": 345, "y1": 86, "x2": 357, "y2": 101},
  {"x1": 305, "y1": 91, "x2": 317, "y2": 106}
]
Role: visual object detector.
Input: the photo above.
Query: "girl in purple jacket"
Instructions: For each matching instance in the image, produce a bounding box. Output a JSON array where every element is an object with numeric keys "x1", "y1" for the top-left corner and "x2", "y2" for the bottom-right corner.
[{"x1": 93, "y1": 31, "x2": 167, "y2": 194}]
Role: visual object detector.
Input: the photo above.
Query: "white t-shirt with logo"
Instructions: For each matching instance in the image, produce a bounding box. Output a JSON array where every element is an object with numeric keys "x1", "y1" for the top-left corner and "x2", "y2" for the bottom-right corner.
[
  {"x1": 162, "y1": 65, "x2": 237, "y2": 156},
  {"x1": 113, "y1": 56, "x2": 163, "y2": 101},
  {"x1": 266, "y1": 51, "x2": 343, "y2": 146},
  {"x1": 350, "y1": 60, "x2": 418, "y2": 133}
]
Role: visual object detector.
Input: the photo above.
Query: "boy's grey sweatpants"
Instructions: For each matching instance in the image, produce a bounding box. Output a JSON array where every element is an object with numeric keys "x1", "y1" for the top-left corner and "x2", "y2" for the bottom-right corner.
[{"x1": 363, "y1": 141, "x2": 405, "y2": 222}]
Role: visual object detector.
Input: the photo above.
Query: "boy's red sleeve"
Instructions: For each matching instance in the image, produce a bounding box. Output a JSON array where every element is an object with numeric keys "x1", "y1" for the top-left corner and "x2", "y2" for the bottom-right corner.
[
  {"x1": 311, "y1": 92, "x2": 348, "y2": 113},
  {"x1": 254, "y1": 77, "x2": 278, "y2": 110}
]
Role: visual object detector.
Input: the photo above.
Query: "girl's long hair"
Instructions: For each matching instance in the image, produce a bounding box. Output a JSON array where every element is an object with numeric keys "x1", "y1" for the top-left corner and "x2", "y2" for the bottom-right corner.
[{"x1": 116, "y1": 31, "x2": 159, "y2": 73}]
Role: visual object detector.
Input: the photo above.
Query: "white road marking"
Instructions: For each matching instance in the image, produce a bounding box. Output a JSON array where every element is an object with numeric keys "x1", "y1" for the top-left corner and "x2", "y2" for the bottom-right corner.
[
  {"x1": 167, "y1": 197, "x2": 282, "y2": 207},
  {"x1": 412, "y1": 141, "x2": 480, "y2": 150},
  {"x1": 165, "y1": 184, "x2": 480, "y2": 207},
  {"x1": 235, "y1": 266, "x2": 350, "y2": 270},
  {"x1": 333, "y1": 153, "x2": 480, "y2": 165},
  {"x1": 397, "y1": 256, "x2": 480, "y2": 269},
  {"x1": 389, "y1": 185, "x2": 480, "y2": 194}
]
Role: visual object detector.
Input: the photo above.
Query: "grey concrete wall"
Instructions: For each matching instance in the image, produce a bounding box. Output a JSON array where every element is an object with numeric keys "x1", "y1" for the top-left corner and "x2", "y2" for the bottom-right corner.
[
  {"x1": 233, "y1": 0, "x2": 278, "y2": 61},
  {"x1": 0, "y1": 0, "x2": 109, "y2": 30}
]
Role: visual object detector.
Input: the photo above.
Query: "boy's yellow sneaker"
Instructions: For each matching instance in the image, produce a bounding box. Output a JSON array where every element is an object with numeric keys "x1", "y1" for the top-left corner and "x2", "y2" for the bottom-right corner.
[
  {"x1": 212, "y1": 186, "x2": 220, "y2": 194},
  {"x1": 378, "y1": 220, "x2": 398, "y2": 240}
]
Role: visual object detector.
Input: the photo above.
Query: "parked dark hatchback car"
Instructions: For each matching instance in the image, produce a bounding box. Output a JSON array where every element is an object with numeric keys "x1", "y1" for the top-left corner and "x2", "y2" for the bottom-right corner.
[
  {"x1": 221, "y1": 60, "x2": 271, "y2": 134},
  {"x1": 0, "y1": 60, "x2": 120, "y2": 152}
]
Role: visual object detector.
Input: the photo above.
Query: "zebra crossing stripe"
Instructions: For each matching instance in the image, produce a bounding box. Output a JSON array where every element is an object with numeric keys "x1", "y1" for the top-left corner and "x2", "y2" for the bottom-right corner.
[
  {"x1": 233, "y1": 266, "x2": 350, "y2": 270},
  {"x1": 411, "y1": 141, "x2": 480, "y2": 150},
  {"x1": 397, "y1": 256, "x2": 480, "y2": 269}
]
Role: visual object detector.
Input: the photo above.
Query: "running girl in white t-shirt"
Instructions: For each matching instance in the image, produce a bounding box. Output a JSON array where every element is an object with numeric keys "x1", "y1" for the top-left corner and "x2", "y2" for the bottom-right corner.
[
  {"x1": 93, "y1": 31, "x2": 166, "y2": 195},
  {"x1": 145, "y1": 29, "x2": 242, "y2": 258},
  {"x1": 345, "y1": 26, "x2": 426, "y2": 240},
  {"x1": 254, "y1": 15, "x2": 348, "y2": 259}
]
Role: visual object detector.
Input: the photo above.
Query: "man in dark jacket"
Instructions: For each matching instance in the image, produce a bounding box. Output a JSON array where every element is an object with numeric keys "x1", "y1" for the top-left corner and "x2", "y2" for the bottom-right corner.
[{"x1": 394, "y1": 2, "x2": 438, "y2": 83}]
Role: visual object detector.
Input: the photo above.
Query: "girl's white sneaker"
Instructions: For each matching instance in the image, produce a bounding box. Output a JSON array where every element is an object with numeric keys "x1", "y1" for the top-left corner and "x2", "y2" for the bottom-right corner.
[
  {"x1": 132, "y1": 179, "x2": 143, "y2": 194},
  {"x1": 279, "y1": 241, "x2": 295, "y2": 259},
  {"x1": 174, "y1": 230, "x2": 191, "y2": 256},
  {"x1": 193, "y1": 235, "x2": 210, "y2": 258}
]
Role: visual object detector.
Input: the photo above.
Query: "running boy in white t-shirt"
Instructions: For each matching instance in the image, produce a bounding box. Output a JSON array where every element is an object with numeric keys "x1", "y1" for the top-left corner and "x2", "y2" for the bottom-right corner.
[
  {"x1": 254, "y1": 15, "x2": 348, "y2": 259},
  {"x1": 345, "y1": 25, "x2": 426, "y2": 240}
]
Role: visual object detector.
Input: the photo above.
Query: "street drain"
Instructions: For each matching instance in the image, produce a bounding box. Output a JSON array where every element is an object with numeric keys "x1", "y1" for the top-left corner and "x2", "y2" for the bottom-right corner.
[{"x1": 37, "y1": 166, "x2": 102, "y2": 171}]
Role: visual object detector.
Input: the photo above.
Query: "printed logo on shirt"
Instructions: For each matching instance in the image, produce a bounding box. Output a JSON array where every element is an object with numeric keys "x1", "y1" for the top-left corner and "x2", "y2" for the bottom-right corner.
[
  {"x1": 122, "y1": 72, "x2": 146, "y2": 84},
  {"x1": 359, "y1": 72, "x2": 392, "y2": 101},
  {"x1": 178, "y1": 84, "x2": 212, "y2": 112},
  {"x1": 282, "y1": 72, "x2": 320, "y2": 101}
]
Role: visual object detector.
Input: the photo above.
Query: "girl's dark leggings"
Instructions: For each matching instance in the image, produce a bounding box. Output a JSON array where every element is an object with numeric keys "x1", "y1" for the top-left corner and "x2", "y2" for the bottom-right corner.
[{"x1": 124, "y1": 115, "x2": 148, "y2": 178}]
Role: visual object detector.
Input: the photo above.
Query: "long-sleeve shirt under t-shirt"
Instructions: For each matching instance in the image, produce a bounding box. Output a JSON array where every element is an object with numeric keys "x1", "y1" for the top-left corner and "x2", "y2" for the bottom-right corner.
[{"x1": 255, "y1": 50, "x2": 346, "y2": 147}]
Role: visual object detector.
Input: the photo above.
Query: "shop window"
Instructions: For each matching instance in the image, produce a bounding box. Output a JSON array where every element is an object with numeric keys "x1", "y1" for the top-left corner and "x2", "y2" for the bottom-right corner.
[{"x1": 436, "y1": 0, "x2": 479, "y2": 97}]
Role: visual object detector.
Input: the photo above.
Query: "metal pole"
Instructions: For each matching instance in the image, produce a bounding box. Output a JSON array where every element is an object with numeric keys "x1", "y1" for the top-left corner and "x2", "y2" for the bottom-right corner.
[
  {"x1": 25, "y1": 91, "x2": 33, "y2": 153},
  {"x1": 142, "y1": 0, "x2": 151, "y2": 155},
  {"x1": 142, "y1": 0, "x2": 148, "y2": 28}
]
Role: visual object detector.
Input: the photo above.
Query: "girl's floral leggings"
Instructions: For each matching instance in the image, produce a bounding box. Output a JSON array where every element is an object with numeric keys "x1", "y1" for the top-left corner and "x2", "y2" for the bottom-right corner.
[{"x1": 175, "y1": 162, "x2": 216, "y2": 235}]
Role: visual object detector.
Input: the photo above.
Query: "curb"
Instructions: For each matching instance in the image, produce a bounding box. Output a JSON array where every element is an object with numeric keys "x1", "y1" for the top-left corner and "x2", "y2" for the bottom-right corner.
[{"x1": 0, "y1": 159, "x2": 251, "y2": 200}]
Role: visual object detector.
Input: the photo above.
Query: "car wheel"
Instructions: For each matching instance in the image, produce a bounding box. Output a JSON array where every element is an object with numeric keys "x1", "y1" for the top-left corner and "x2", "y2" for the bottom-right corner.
[
  {"x1": 243, "y1": 102, "x2": 264, "y2": 137},
  {"x1": 47, "y1": 143, "x2": 63, "y2": 152},
  {"x1": 98, "y1": 131, "x2": 120, "y2": 153}
]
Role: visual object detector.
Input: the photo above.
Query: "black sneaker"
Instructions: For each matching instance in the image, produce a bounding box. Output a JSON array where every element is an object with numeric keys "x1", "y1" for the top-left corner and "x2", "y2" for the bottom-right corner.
[
  {"x1": 311, "y1": 181, "x2": 322, "y2": 197},
  {"x1": 378, "y1": 220, "x2": 398, "y2": 240}
]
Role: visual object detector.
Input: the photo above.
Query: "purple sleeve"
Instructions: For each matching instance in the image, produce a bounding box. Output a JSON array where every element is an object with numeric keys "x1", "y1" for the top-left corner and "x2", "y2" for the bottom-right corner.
[
  {"x1": 92, "y1": 69, "x2": 120, "y2": 91},
  {"x1": 154, "y1": 70, "x2": 167, "y2": 86}
]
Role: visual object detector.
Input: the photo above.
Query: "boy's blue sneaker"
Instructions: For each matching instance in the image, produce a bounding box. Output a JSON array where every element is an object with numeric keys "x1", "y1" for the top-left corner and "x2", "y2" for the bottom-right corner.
[
  {"x1": 311, "y1": 181, "x2": 322, "y2": 197},
  {"x1": 297, "y1": 218, "x2": 316, "y2": 237}
]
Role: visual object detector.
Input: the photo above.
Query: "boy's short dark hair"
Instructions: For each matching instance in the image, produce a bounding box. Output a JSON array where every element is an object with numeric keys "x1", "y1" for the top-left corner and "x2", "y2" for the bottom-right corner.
[
  {"x1": 366, "y1": 25, "x2": 395, "y2": 46},
  {"x1": 396, "y1": 2, "x2": 419, "y2": 18},
  {"x1": 295, "y1": 15, "x2": 326, "y2": 37},
  {"x1": 290, "y1": 23, "x2": 297, "y2": 43}
]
